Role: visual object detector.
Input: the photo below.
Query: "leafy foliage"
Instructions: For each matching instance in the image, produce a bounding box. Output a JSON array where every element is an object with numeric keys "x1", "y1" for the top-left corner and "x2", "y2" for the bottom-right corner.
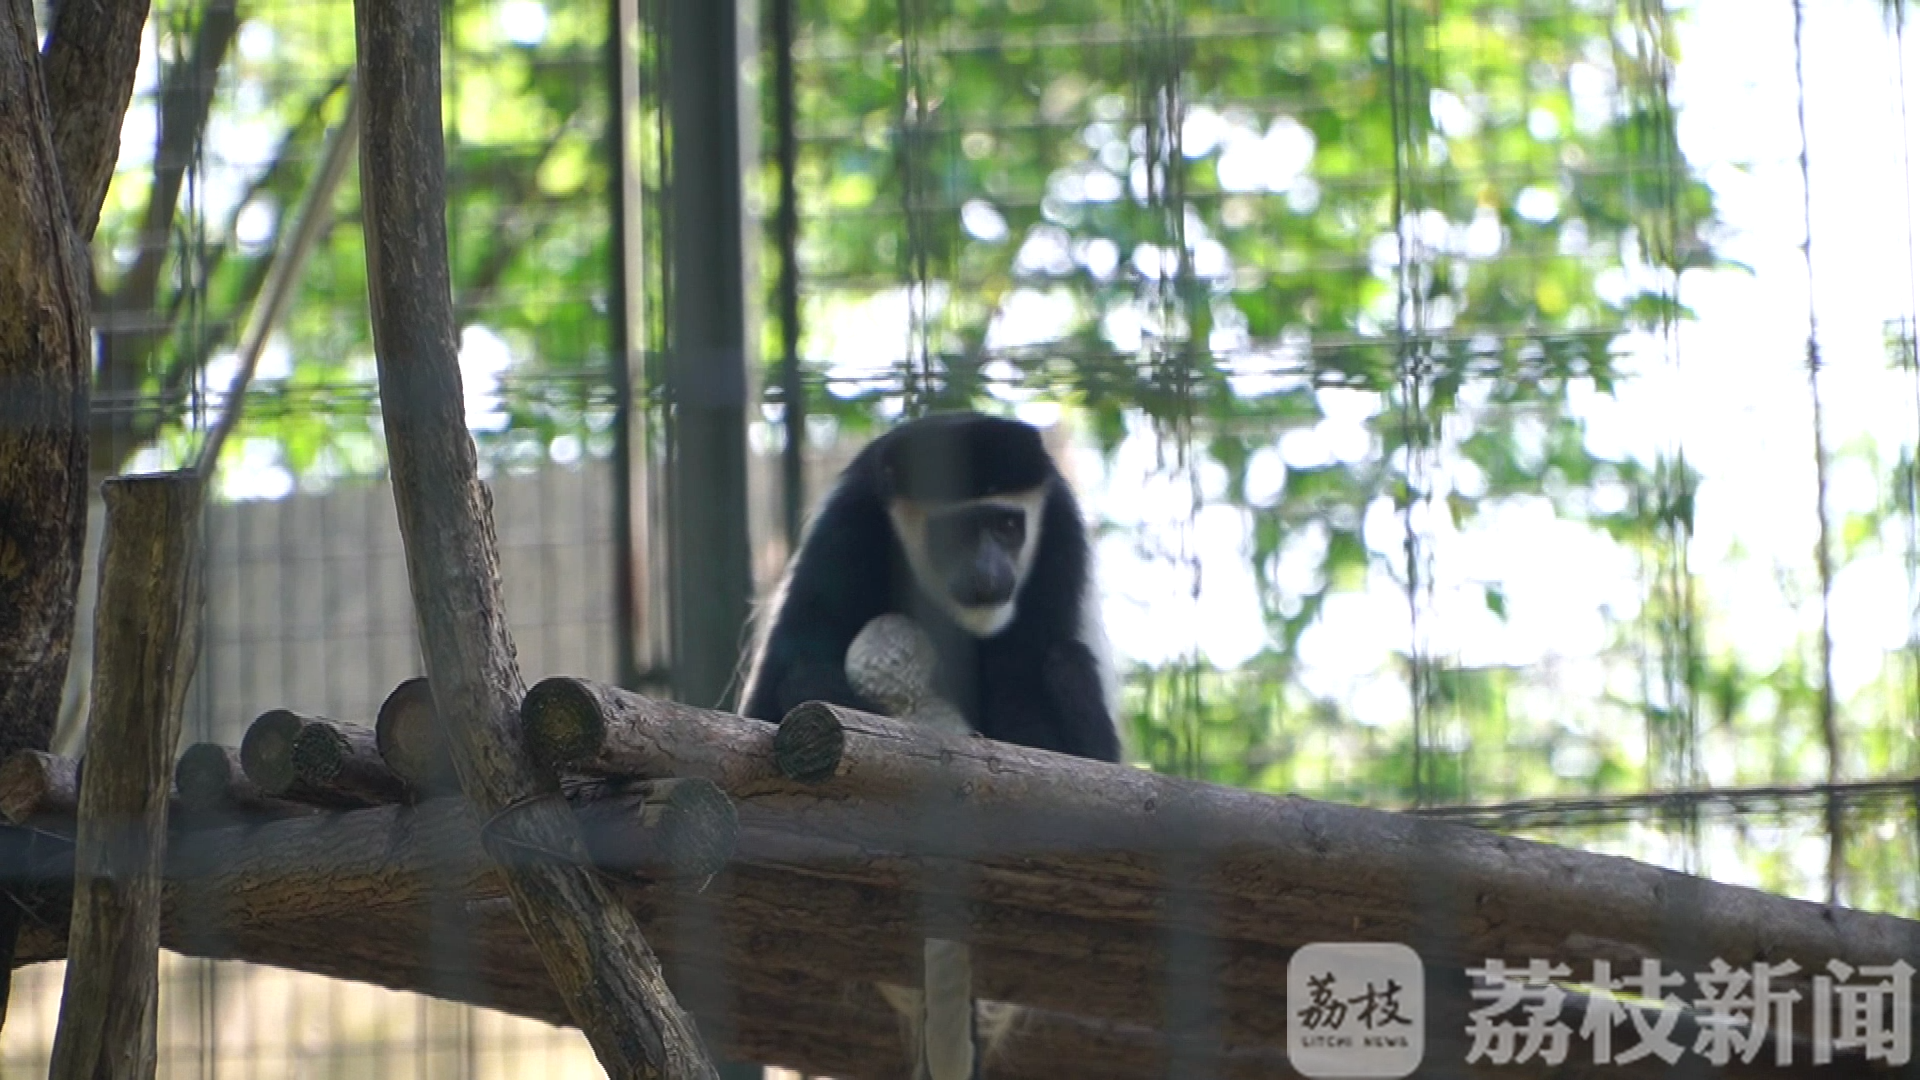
[{"x1": 92, "y1": 0, "x2": 1920, "y2": 911}]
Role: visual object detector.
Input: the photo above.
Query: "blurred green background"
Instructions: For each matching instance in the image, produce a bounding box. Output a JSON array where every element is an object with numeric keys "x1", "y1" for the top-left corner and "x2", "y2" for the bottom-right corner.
[{"x1": 7, "y1": 0, "x2": 1918, "y2": 1071}]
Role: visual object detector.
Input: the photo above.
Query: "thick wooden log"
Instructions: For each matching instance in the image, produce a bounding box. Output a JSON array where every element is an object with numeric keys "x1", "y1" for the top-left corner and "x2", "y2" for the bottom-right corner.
[
  {"x1": 524, "y1": 678, "x2": 1920, "y2": 995},
  {"x1": 354, "y1": 0, "x2": 716, "y2": 1072},
  {"x1": 17, "y1": 892, "x2": 1291, "y2": 1080},
  {"x1": 172, "y1": 743, "x2": 314, "y2": 819},
  {"x1": 8, "y1": 792, "x2": 1878, "y2": 1079},
  {"x1": 0, "y1": 752, "x2": 206, "y2": 834},
  {"x1": 237, "y1": 708, "x2": 313, "y2": 796},
  {"x1": 627, "y1": 778, "x2": 738, "y2": 881},
  {"x1": 375, "y1": 676, "x2": 459, "y2": 793},
  {"x1": 240, "y1": 711, "x2": 400, "y2": 808},
  {"x1": 522, "y1": 675, "x2": 790, "y2": 792},
  {"x1": 10, "y1": 793, "x2": 1293, "y2": 1051},
  {"x1": 49, "y1": 472, "x2": 204, "y2": 1080},
  {"x1": 291, "y1": 718, "x2": 412, "y2": 805},
  {"x1": 0, "y1": 750, "x2": 80, "y2": 824},
  {"x1": 777, "y1": 702, "x2": 1920, "y2": 977}
]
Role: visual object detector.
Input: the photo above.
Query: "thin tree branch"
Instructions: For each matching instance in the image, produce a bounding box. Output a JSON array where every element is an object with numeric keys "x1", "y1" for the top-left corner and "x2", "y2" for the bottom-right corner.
[
  {"x1": 354, "y1": 0, "x2": 721, "y2": 1072},
  {"x1": 40, "y1": 0, "x2": 157, "y2": 240},
  {"x1": 193, "y1": 81, "x2": 361, "y2": 480},
  {"x1": 94, "y1": 71, "x2": 351, "y2": 477},
  {"x1": 97, "y1": 0, "x2": 241, "y2": 327}
]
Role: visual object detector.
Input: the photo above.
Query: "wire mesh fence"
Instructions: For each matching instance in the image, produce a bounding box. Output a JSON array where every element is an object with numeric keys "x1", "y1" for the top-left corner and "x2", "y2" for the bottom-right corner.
[{"x1": 4, "y1": 0, "x2": 1920, "y2": 1075}]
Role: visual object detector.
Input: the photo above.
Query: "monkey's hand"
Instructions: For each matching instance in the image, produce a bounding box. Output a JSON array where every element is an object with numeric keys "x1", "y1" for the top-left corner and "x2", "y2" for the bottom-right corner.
[{"x1": 846, "y1": 614, "x2": 970, "y2": 738}]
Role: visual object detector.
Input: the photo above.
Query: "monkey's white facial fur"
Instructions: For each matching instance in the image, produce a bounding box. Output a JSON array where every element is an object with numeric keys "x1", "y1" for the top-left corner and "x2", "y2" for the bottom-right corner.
[{"x1": 889, "y1": 488, "x2": 1047, "y2": 638}]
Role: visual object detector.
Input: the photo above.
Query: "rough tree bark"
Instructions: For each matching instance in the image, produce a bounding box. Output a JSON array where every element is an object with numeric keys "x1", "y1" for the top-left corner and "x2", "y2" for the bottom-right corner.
[
  {"x1": 237, "y1": 709, "x2": 389, "y2": 807},
  {"x1": 0, "y1": 0, "x2": 94, "y2": 807},
  {"x1": 522, "y1": 680, "x2": 1920, "y2": 998},
  {"x1": 0, "y1": 0, "x2": 153, "y2": 1032},
  {"x1": 353, "y1": 0, "x2": 720, "y2": 1074},
  {"x1": 9, "y1": 773, "x2": 1895, "y2": 1079},
  {"x1": 172, "y1": 743, "x2": 311, "y2": 819},
  {"x1": 0, "y1": 750, "x2": 81, "y2": 825},
  {"x1": 41, "y1": 0, "x2": 158, "y2": 244},
  {"x1": 17, "y1": 887, "x2": 1295, "y2": 1080},
  {"x1": 290, "y1": 718, "x2": 412, "y2": 804},
  {"x1": 47, "y1": 473, "x2": 203, "y2": 1080}
]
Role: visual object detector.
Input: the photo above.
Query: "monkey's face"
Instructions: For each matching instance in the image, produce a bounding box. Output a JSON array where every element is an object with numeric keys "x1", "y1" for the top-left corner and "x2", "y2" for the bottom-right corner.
[{"x1": 889, "y1": 489, "x2": 1046, "y2": 637}]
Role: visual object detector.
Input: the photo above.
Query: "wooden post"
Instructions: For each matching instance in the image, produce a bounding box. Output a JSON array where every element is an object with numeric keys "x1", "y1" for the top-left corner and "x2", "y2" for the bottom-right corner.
[
  {"x1": 353, "y1": 0, "x2": 719, "y2": 1073},
  {"x1": 47, "y1": 472, "x2": 204, "y2": 1080}
]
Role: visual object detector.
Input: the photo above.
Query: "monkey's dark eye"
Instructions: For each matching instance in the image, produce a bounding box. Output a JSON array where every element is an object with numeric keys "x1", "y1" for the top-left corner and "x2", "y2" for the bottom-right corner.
[{"x1": 989, "y1": 511, "x2": 1024, "y2": 544}]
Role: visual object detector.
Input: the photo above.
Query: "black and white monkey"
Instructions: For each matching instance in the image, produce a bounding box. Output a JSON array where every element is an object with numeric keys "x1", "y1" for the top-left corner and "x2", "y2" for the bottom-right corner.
[{"x1": 739, "y1": 411, "x2": 1123, "y2": 1078}]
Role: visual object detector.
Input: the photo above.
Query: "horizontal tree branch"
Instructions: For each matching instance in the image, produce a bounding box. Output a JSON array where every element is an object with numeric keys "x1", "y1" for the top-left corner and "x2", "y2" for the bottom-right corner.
[
  {"x1": 524, "y1": 679, "x2": 1920, "y2": 986},
  {"x1": 1416, "y1": 775, "x2": 1920, "y2": 830},
  {"x1": 8, "y1": 765, "x2": 1885, "y2": 1078},
  {"x1": 18, "y1": 883, "x2": 1293, "y2": 1080}
]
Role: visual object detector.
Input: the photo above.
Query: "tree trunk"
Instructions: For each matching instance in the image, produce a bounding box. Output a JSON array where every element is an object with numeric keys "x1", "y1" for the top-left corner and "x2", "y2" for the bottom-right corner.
[
  {"x1": 0, "y1": 0, "x2": 153, "y2": 1034},
  {"x1": 353, "y1": 0, "x2": 720, "y2": 1074},
  {"x1": 0, "y1": 0, "x2": 94, "y2": 804}
]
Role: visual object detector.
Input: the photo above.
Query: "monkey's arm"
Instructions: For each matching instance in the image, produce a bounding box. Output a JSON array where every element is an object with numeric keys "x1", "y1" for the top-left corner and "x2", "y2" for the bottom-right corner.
[
  {"x1": 748, "y1": 637, "x2": 876, "y2": 722},
  {"x1": 741, "y1": 599, "x2": 879, "y2": 722},
  {"x1": 1041, "y1": 640, "x2": 1123, "y2": 763}
]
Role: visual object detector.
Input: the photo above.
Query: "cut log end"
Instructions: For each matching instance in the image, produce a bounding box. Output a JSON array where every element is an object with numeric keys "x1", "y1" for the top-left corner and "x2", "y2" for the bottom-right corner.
[
  {"x1": 174, "y1": 742, "x2": 317, "y2": 820},
  {"x1": 174, "y1": 743, "x2": 241, "y2": 810},
  {"x1": 521, "y1": 676, "x2": 608, "y2": 769},
  {"x1": 289, "y1": 720, "x2": 411, "y2": 805},
  {"x1": 0, "y1": 750, "x2": 79, "y2": 824},
  {"x1": 239, "y1": 709, "x2": 308, "y2": 796},
  {"x1": 773, "y1": 703, "x2": 846, "y2": 785},
  {"x1": 641, "y1": 777, "x2": 739, "y2": 880},
  {"x1": 375, "y1": 677, "x2": 458, "y2": 792},
  {"x1": 291, "y1": 723, "x2": 351, "y2": 784}
]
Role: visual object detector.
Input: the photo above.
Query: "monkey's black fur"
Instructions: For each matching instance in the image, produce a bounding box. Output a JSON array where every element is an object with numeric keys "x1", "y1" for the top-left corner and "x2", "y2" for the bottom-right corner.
[{"x1": 740, "y1": 412, "x2": 1121, "y2": 764}]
